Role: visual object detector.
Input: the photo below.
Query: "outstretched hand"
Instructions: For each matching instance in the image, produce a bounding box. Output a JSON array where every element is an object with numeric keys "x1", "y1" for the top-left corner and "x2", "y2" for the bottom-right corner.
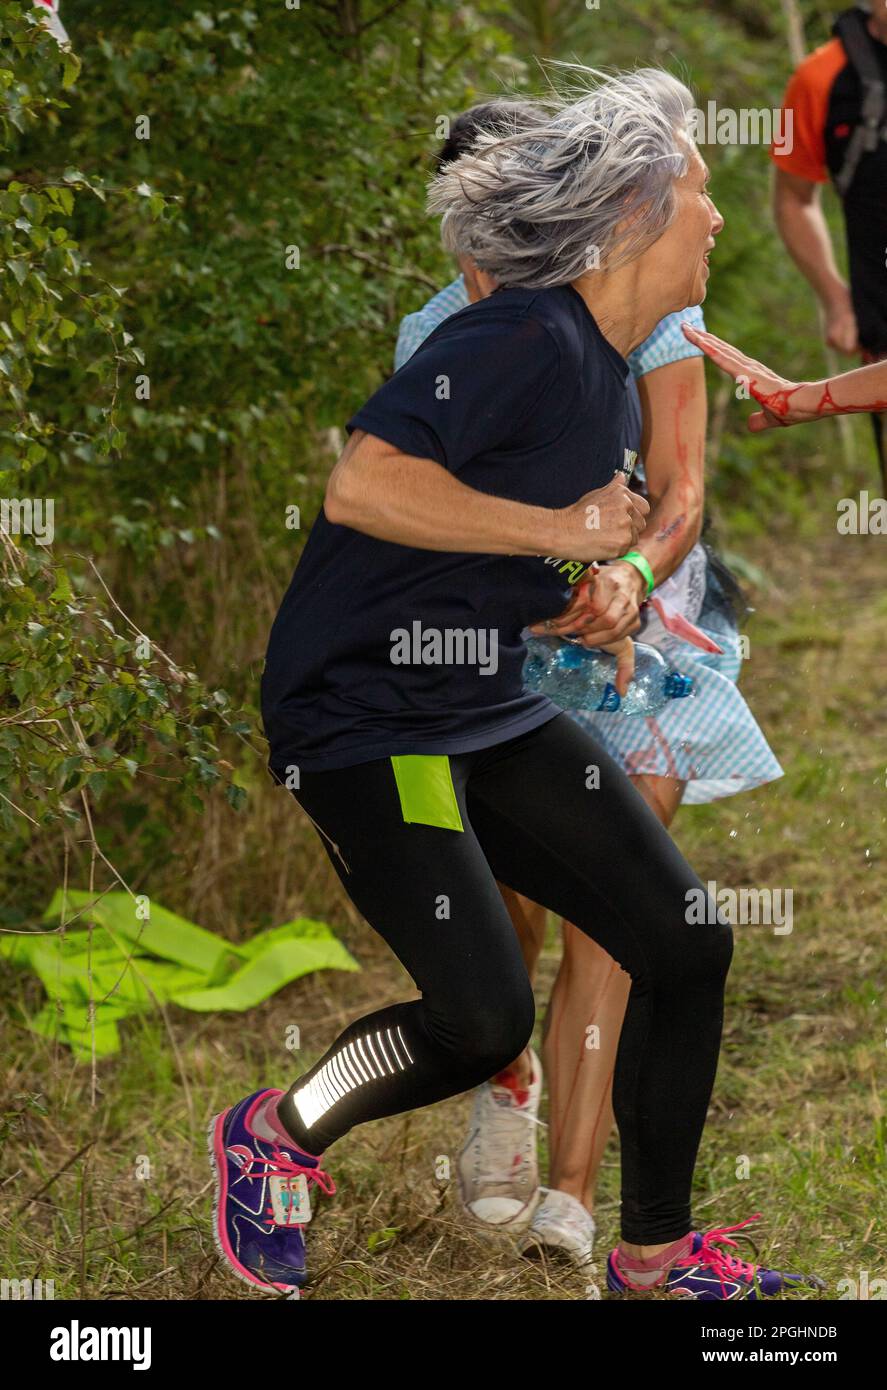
[{"x1": 682, "y1": 323, "x2": 818, "y2": 431}]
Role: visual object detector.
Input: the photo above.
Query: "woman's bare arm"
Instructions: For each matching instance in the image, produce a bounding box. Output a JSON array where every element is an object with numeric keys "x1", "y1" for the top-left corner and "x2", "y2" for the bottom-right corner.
[
  {"x1": 629, "y1": 354, "x2": 706, "y2": 581},
  {"x1": 531, "y1": 354, "x2": 706, "y2": 647},
  {"x1": 325, "y1": 429, "x2": 648, "y2": 562}
]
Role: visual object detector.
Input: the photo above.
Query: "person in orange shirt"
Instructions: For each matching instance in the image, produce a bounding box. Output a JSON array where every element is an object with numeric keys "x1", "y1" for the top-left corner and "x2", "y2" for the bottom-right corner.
[{"x1": 771, "y1": 3, "x2": 887, "y2": 485}]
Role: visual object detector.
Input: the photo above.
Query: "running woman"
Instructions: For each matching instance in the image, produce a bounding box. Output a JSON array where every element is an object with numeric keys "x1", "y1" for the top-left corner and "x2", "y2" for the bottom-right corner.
[
  {"x1": 210, "y1": 69, "x2": 819, "y2": 1300},
  {"x1": 395, "y1": 105, "x2": 783, "y2": 1266}
]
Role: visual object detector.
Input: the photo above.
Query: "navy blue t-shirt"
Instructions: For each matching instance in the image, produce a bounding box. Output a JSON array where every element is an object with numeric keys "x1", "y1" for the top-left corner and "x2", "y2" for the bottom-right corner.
[{"x1": 262, "y1": 284, "x2": 642, "y2": 772}]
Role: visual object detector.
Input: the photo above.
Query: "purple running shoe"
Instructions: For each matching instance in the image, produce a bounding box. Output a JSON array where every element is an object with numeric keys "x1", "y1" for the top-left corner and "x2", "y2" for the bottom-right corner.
[
  {"x1": 209, "y1": 1088, "x2": 335, "y2": 1295},
  {"x1": 607, "y1": 1216, "x2": 825, "y2": 1300}
]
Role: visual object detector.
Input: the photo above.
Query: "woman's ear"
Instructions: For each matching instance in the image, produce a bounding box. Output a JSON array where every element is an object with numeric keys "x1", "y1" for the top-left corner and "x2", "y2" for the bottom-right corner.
[{"x1": 458, "y1": 254, "x2": 496, "y2": 302}]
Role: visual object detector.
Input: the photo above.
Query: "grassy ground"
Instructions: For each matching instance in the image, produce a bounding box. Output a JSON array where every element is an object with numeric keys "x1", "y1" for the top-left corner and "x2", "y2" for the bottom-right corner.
[{"x1": 1, "y1": 507, "x2": 884, "y2": 1302}]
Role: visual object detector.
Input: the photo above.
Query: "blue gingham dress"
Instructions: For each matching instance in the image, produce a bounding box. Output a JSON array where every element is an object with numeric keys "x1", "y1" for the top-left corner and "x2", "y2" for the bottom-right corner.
[{"x1": 395, "y1": 279, "x2": 782, "y2": 803}]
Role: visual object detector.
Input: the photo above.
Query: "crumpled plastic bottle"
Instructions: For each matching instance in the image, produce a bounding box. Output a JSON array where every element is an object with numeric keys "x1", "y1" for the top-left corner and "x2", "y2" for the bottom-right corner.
[{"x1": 523, "y1": 637, "x2": 693, "y2": 715}]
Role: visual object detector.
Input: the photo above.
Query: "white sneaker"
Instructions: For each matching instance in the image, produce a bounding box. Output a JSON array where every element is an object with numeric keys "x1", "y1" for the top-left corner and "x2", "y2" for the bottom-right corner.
[
  {"x1": 518, "y1": 1187, "x2": 596, "y2": 1267},
  {"x1": 456, "y1": 1051, "x2": 542, "y2": 1229}
]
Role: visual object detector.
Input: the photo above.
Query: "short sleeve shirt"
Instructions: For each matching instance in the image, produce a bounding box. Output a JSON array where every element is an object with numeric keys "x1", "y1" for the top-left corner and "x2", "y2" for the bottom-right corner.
[
  {"x1": 261, "y1": 285, "x2": 643, "y2": 772},
  {"x1": 626, "y1": 304, "x2": 705, "y2": 377},
  {"x1": 394, "y1": 275, "x2": 706, "y2": 381}
]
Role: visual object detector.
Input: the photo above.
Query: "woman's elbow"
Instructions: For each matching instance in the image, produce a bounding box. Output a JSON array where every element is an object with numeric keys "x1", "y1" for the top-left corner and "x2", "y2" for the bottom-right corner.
[
  {"x1": 325, "y1": 435, "x2": 403, "y2": 530},
  {"x1": 324, "y1": 458, "x2": 366, "y2": 528},
  {"x1": 323, "y1": 473, "x2": 350, "y2": 526}
]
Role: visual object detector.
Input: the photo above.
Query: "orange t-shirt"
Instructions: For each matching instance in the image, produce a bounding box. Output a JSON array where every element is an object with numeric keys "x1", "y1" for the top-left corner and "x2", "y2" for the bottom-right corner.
[{"x1": 770, "y1": 38, "x2": 848, "y2": 183}]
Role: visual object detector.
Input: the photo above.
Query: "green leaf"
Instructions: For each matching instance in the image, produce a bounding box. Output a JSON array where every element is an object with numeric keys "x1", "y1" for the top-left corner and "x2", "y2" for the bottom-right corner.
[
  {"x1": 50, "y1": 569, "x2": 73, "y2": 601},
  {"x1": 87, "y1": 771, "x2": 107, "y2": 796},
  {"x1": 12, "y1": 668, "x2": 31, "y2": 701},
  {"x1": 62, "y1": 52, "x2": 82, "y2": 89},
  {"x1": 367, "y1": 1228, "x2": 400, "y2": 1254},
  {"x1": 225, "y1": 782, "x2": 247, "y2": 811}
]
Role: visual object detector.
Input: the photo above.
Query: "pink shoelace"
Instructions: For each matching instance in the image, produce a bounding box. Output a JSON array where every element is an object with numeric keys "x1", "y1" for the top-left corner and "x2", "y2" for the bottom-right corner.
[
  {"x1": 246, "y1": 1147, "x2": 337, "y2": 1227},
  {"x1": 682, "y1": 1214, "x2": 762, "y2": 1295},
  {"x1": 618, "y1": 1213, "x2": 763, "y2": 1295}
]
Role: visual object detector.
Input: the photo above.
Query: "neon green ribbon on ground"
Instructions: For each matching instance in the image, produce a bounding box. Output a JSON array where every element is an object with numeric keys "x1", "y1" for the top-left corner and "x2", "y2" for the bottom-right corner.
[{"x1": 0, "y1": 890, "x2": 359, "y2": 1060}]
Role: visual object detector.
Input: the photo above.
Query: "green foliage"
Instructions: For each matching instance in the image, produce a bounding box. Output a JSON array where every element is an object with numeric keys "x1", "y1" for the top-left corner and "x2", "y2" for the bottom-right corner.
[
  {"x1": 0, "y1": 534, "x2": 248, "y2": 829},
  {"x1": 0, "y1": 4, "x2": 254, "y2": 906}
]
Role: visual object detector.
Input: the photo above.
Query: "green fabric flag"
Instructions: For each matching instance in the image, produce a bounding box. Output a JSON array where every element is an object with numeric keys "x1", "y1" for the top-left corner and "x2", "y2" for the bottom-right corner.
[{"x1": 0, "y1": 890, "x2": 359, "y2": 1059}]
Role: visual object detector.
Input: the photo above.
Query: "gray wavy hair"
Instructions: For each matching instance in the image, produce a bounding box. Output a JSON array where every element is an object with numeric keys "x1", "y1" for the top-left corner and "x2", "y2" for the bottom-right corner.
[{"x1": 427, "y1": 68, "x2": 696, "y2": 289}]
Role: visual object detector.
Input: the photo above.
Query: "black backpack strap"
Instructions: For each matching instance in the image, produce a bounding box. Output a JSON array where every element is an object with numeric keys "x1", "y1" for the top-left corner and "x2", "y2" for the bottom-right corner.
[{"x1": 833, "y1": 8, "x2": 886, "y2": 196}]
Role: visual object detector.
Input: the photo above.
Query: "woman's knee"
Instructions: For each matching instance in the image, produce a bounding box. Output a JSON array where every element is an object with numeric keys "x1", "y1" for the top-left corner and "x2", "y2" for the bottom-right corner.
[
  {"x1": 622, "y1": 898, "x2": 734, "y2": 996},
  {"x1": 659, "y1": 912, "x2": 734, "y2": 993},
  {"x1": 427, "y1": 976, "x2": 536, "y2": 1076},
  {"x1": 686, "y1": 919, "x2": 734, "y2": 993}
]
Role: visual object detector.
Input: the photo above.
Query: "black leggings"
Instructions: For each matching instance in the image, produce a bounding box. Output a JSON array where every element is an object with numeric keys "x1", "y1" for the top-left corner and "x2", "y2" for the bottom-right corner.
[{"x1": 279, "y1": 714, "x2": 733, "y2": 1244}]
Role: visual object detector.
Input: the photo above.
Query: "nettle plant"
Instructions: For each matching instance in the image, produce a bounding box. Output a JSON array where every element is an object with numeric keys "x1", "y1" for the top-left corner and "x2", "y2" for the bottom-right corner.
[{"x1": 0, "y1": 5, "x2": 248, "y2": 845}]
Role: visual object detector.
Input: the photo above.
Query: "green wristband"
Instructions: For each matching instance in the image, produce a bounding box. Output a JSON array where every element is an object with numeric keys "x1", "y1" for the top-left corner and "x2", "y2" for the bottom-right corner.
[{"x1": 618, "y1": 550, "x2": 655, "y2": 598}]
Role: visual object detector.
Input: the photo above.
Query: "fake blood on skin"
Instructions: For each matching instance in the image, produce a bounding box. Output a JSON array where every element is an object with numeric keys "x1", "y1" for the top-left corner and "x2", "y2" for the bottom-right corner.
[{"x1": 752, "y1": 379, "x2": 887, "y2": 419}]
